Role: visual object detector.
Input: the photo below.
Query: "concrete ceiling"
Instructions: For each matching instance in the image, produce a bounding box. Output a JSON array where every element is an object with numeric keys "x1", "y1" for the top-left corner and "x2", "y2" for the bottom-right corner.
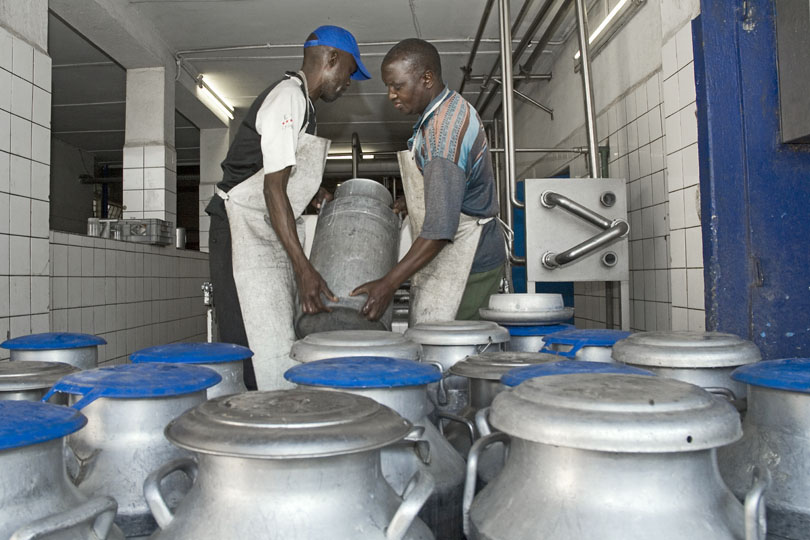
[{"x1": 49, "y1": 0, "x2": 585, "y2": 165}]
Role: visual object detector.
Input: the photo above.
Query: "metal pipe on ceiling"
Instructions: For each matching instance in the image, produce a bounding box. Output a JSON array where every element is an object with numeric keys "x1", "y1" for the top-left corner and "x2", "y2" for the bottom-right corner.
[
  {"x1": 468, "y1": 73, "x2": 551, "y2": 82},
  {"x1": 573, "y1": 0, "x2": 600, "y2": 177},
  {"x1": 490, "y1": 78, "x2": 553, "y2": 116},
  {"x1": 459, "y1": 0, "x2": 496, "y2": 95}
]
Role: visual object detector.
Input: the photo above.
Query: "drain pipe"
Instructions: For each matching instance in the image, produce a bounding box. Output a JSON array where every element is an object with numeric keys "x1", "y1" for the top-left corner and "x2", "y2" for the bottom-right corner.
[
  {"x1": 573, "y1": 0, "x2": 600, "y2": 177},
  {"x1": 351, "y1": 132, "x2": 361, "y2": 178}
]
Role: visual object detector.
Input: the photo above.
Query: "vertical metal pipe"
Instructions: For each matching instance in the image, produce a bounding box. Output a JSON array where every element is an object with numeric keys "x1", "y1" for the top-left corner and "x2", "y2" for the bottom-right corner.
[
  {"x1": 574, "y1": 0, "x2": 600, "y2": 177},
  {"x1": 351, "y1": 132, "x2": 360, "y2": 178},
  {"x1": 498, "y1": 0, "x2": 523, "y2": 212},
  {"x1": 459, "y1": 0, "x2": 497, "y2": 94},
  {"x1": 492, "y1": 118, "x2": 504, "y2": 220}
]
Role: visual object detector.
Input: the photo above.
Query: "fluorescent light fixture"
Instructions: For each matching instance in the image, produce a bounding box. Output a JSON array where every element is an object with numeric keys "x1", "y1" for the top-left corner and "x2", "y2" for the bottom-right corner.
[
  {"x1": 197, "y1": 75, "x2": 234, "y2": 120},
  {"x1": 327, "y1": 153, "x2": 377, "y2": 160},
  {"x1": 574, "y1": 0, "x2": 639, "y2": 60}
]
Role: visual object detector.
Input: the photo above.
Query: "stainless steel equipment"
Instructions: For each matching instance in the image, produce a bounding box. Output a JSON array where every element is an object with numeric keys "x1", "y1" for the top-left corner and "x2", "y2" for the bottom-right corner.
[
  {"x1": 613, "y1": 331, "x2": 761, "y2": 407},
  {"x1": 290, "y1": 329, "x2": 422, "y2": 363},
  {"x1": 285, "y1": 357, "x2": 465, "y2": 540},
  {"x1": 0, "y1": 360, "x2": 78, "y2": 401},
  {"x1": 466, "y1": 373, "x2": 766, "y2": 540},
  {"x1": 175, "y1": 227, "x2": 186, "y2": 249},
  {"x1": 405, "y1": 321, "x2": 509, "y2": 454},
  {"x1": 1, "y1": 332, "x2": 106, "y2": 370},
  {"x1": 296, "y1": 178, "x2": 400, "y2": 337},
  {"x1": 540, "y1": 328, "x2": 630, "y2": 362},
  {"x1": 130, "y1": 342, "x2": 251, "y2": 398},
  {"x1": 43, "y1": 363, "x2": 221, "y2": 537},
  {"x1": 146, "y1": 390, "x2": 435, "y2": 539},
  {"x1": 118, "y1": 218, "x2": 173, "y2": 246},
  {"x1": 478, "y1": 293, "x2": 574, "y2": 325},
  {"x1": 503, "y1": 323, "x2": 573, "y2": 352},
  {"x1": 718, "y1": 358, "x2": 810, "y2": 540},
  {"x1": 0, "y1": 400, "x2": 124, "y2": 540}
]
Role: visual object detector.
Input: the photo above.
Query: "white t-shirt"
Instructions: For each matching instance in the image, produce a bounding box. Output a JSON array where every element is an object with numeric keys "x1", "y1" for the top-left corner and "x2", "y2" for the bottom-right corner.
[{"x1": 254, "y1": 75, "x2": 311, "y2": 174}]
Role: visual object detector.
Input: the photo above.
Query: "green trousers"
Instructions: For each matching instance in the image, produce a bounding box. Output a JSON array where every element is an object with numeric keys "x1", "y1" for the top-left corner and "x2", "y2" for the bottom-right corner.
[{"x1": 456, "y1": 266, "x2": 504, "y2": 320}]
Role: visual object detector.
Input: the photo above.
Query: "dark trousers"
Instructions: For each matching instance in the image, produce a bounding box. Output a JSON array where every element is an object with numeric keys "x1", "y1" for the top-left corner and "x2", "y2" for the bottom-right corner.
[{"x1": 208, "y1": 212, "x2": 257, "y2": 390}]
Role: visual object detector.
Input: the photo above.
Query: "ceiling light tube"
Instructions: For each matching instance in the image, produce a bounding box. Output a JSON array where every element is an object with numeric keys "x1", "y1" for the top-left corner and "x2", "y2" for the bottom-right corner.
[
  {"x1": 197, "y1": 74, "x2": 234, "y2": 120},
  {"x1": 573, "y1": 0, "x2": 639, "y2": 60}
]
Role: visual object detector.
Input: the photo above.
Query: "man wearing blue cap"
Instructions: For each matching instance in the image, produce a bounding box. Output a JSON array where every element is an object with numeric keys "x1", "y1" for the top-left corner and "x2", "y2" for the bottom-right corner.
[{"x1": 206, "y1": 25, "x2": 370, "y2": 390}]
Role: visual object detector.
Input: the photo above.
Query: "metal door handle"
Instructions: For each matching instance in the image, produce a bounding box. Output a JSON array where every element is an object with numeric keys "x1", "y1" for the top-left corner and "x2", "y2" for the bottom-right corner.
[
  {"x1": 11, "y1": 496, "x2": 118, "y2": 540},
  {"x1": 385, "y1": 470, "x2": 436, "y2": 540},
  {"x1": 463, "y1": 432, "x2": 511, "y2": 537},
  {"x1": 540, "y1": 190, "x2": 629, "y2": 268},
  {"x1": 143, "y1": 457, "x2": 198, "y2": 529}
]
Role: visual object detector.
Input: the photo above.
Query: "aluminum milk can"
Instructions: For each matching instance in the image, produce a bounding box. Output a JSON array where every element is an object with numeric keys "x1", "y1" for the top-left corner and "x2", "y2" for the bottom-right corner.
[
  {"x1": 502, "y1": 323, "x2": 573, "y2": 352},
  {"x1": 0, "y1": 400, "x2": 124, "y2": 540},
  {"x1": 612, "y1": 331, "x2": 761, "y2": 408},
  {"x1": 43, "y1": 363, "x2": 221, "y2": 538},
  {"x1": 405, "y1": 321, "x2": 509, "y2": 453},
  {"x1": 146, "y1": 389, "x2": 436, "y2": 540},
  {"x1": 296, "y1": 178, "x2": 400, "y2": 337},
  {"x1": 718, "y1": 358, "x2": 810, "y2": 540},
  {"x1": 285, "y1": 356, "x2": 466, "y2": 540},
  {"x1": 290, "y1": 329, "x2": 422, "y2": 363},
  {"x1": 478, "y1": 293, "x2": 574, "y2": 326},
  {"x1": 1, "y1": 332, "x2": 106, "y2": 369},
  {"x1": 130, "y1": 342, "x2": 252, "y2": 398},
  {"x1": 466, "y1": 373, "x2": 767, "y2": 540},
  {"x1": 540, "y1": 328, "x2": 630, "y2": 362},
  {"x1": 500, "y1": 358, "x2": 655, "y2": 388},
  {"x1": 0, "y1": 359, "x2": 78, "y2": 401}
]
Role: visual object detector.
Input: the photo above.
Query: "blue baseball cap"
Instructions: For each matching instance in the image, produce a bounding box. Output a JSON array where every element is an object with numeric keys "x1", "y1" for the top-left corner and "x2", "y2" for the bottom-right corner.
[{"x1": 305, "y1": 25, "x2": 371, "y2": 81}]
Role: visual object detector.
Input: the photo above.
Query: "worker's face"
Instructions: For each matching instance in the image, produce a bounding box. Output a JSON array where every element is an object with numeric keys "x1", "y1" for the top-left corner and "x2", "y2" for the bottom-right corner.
[
  {"x1": 382, "y1": 58, "x2": 434, "y2": 116},
  {"x1": 320, "y1": 50, "x2": 356, "y2": 103}
]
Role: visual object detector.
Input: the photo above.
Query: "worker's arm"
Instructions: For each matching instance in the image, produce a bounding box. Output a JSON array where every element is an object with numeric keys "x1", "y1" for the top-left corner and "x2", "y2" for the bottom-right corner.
[
  {"x1": 350, "y1": 237, "x2": 448, "y2": 320},
  {"x1": 263, "y1": 168, "x2": 336, "y2": 314}
]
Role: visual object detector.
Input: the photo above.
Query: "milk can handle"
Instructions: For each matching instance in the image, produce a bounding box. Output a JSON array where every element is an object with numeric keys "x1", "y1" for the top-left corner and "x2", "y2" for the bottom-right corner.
[
  {"x1": 705, "y1": 386, "x2": 738, "y2": 403},
  {"x1": 744, "y1": 466, "x2": 770, "y2": 540},
  {"x1": 474, "y1": 407, "x2": 492, "y2": 438},
  {"x1": 436, "y1": 411, "x2": 475, "y2": 444},
  {"x1": 10, "y1": 495, "x2": 118, "y2": 540},
  {"x1": 425, "y1": 361, "x2": 448, "y2": 405},
  {"x1": 385, "y1": 470, "x2": 436, "y2": 540},
  {"x1": 463, "y1": 431, "x2": 510, "y2": 537},
  {"x1": 144, "y1": 457, "x2": 198, "y2": 529}
]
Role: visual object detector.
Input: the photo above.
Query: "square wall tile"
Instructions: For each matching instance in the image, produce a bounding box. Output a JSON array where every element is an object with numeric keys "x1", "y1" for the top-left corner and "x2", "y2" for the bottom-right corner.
[
  {"x1": 652, "y1": 171, "x2": 667, "y2": 205},
  {"x1": 687, "y1": 268, "x2": 705, "y2": 309},
  {"x1": 31, "y1": 199, "x2": 48, "y2": 238},
  {"x1": 33, "y1": 50, "x2": 50, "y2": 91},
  {"x1": 675, "y1": 24, "x2": 694, "y2": 70},
  {"x1": 9, "y1": 154, "x2": 30, "y2": 196},
  {"x1": 640, "y1": 176, "x2": 653, "y2": 208},
  {"x1": 0, "y1": 69, "x2": 11, "y2": 112},
  {"x1": 0, "y1": 234, "x2": 8, "y2": 274},
  {"x1": 678, "y1": 63, "x2": 696, "y2": 109},
  {"x1": 671, "y1": 268, "x2": 687, "y2": 307},
  {"x1": 11, "y1": 37, "x2": 33, "y2": 82},
  {"x1": 31, "y1": 276, "x2": 48, "y2": 313},
  {"x1": 654, "y1": 236, "x2": 669, "y2": 269},
  {"x1": 685, "y1": 226, "x2": 704, "y2": 268},
  {"x1": 31, "y1": 123, "x2": 49, "y2": 164},
  {"x1": 0, "y1": 110, "x2": 10, "y2": 153},
  {"x1": 9, "y1": 195, "x2": 30, "y2": 236},
  {"x1": 665, "y1": 113, "x2": 682, "y2": 154},
  {"x1": 681, "y1": 143, "x2": 700, "y2": 187},
  {"x1": 656, "y1": 302, "x2": 671, "y2": 331},
  {"x1": 32, "y1": 86, "x2": 50, "y2": 127},
  {"x1": 123, "y1": 146, "x2": 144, "y2": 169},
  {"x1": 52, "y1": 277, "x2": 68, "y2": 309},
  {"x1": 10, "y1": 314, "x2": 31, "y2": 337},
  {"x1": 649, "y1": 106, "x2": 663, "y2": 140},
  {"x1": 51, "y1": 309, "x2": 67, "y2": 332},
  {"x1": 30, "y1": 161, "x2": 48, "y2": 201},
  {"x1": 144, "y1": 145, "x2": 166, "y2": 168},
  {"x1": 637, "y1": 112, "x2": 650, "y2": 146},
  {"x1": 0, "y1": 150, "x2": 8, "y2": 192},
  {"x1": 652, "y1": 203, "x2": 668, "y2": 237},
  {"x1": 9, "y1": 114, "x2": 31, "y2": 158},
  {"x1": 687, "y1": 309, "x2": 706, "y2": 331},
  {"x1": 669, "y1": 190, "x2": 685, "y2": 230},
  {"x1": 10, "y1": 75, "x2": 32, "y2": 120},
  {"x1": 671, "y1": 306, "x2": 688, "y2": 330},
  {"x1": 0, "y1": 27, "x2": 12, "y2": 72},
  {"x1": 0, "y1": 277, "x2": 8, "y2": 317},
  {"x1": 0, "y1": 193, "x2": 8, "y2": 235},
  {"x1": 9, "y1": 276, "x2": 30, "y2": 315},
  {"x1": 31, "y1": 313, "x2": 49, "y2": 334},
  {"x1": 683, "y1": 185, "x2": 701, "y2": 228},
  {"x1": 30, "y1": 237, "x2": 48, "y2": 275},
  {"x1": 663, "y1": 76, "x2": 679, "y2": 118},
  {"x1": 680, "y1": 103, "x2": 698, "y2": 147},
  {"x1": 670, "y1": 228, "x2": 686, "y2": 268}
]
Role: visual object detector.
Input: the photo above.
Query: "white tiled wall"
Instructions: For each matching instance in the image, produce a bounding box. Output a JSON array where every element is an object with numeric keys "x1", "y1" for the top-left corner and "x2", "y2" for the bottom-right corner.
[
  {"x1": 0, "y1": 25, "x2": 51, "y2": 345},
  {"x1": 32, "y1": 232, "x2": 209, "y2": 365}
]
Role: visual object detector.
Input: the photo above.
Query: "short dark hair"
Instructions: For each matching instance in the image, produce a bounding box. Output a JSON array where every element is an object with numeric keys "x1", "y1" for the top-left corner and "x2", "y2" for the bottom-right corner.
[{"x1": 382, "y1": 38, "x2": 442, "y2": 79}]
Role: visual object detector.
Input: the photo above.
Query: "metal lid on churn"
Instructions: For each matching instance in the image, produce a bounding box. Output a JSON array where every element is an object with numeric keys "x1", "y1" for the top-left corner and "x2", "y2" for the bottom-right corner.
[
  {"x1": 450, "y1": 351, "x2": 560, "y2": 381},
  {"x1": 491, "y1": 373, "x2": 742, "y2": 453},
  {"x1": 612, "y1": 331, "x2": 761, "y2": 368},
  {"x1": 500, "y1": 359, "x2": 654, "y2": 387},
  {"x1": 479, "y1": 293, "x2": 574, "y2": 325},
  {"x1": 285, "y1": 356, "x2": 440, "y2": 389},
  {"x1": 290, "y1": 330, "x2": 421, "y2": 363},
  {"x1": 166, "y1": 389, "x2": 412, "y2": 459},
  {"x1": 1, "y1": 332, "x2": 106, "y2": 350},
  {"x1": 0, "y1": 400, "x2": 87, "y2": 450},
  {"x1": 0, "y1": 360, "x2": 79, "y2": 392},
  {"x1": 405, "y1": 320, "x2": 510, "y2": 347}
]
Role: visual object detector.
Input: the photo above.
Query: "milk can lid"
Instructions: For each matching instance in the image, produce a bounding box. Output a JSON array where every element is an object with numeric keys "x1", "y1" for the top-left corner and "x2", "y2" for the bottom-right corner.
[
  {"x1": 732, "y1": 358, "x2": 810, "y2": 393},
  {"x1": 1, "y1": 332, "x2": 106, "y2": 350},
  {"x1": 450, "y1": 351, "x2": 560, "y2": 381},
  {"x1": 290, "y1": 330, "x2": 421, "y2": 362},
  {"x1": 285, "y1": 356, "x2": 440, "y2": 388},
  {"x1": 131, "y1": 342, "x2": 253, "y2": 365},
  {"x1": 405, "y1": 320, "x2": 510, "y2": 346},
  {"x1": 540, "y1": 329, "x2": 631, "y2": 357},
  {"x1": 0, "y1": 360, "x2": 79, "y2": 391},
  {"x1": 612, "y1": 331, "x2": 762, "y2": 368},
  {"x1": 501, "y1": 359, "x2": 654, "y2": 387},
  {"x1": 166, "y1": 389, "x2": 412, "y2": 459},
  {"x1": 505, "y1": 323, "x2": 574, "y2": 337},
  {"x1": 491, "y1": 373, "x2": 742, "y2": 452},
  {"x1": 0, "y1": 400, "x2": 87, "y2": 450},
  {"x1": 479, "y1": 293, "x2": 574, "y2": 325},
  {"x1": 43, "y1": 363, "x2": 221, "y2": 409}
]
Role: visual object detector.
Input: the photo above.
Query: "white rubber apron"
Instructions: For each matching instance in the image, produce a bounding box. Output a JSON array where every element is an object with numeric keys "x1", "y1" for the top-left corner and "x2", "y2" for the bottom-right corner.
[
  {"x1": 398, "y1": 146, "x2": 491, "y2": 325},
  {"x1": 219, "y1": 132, "x2": 330, "y2": 390}
]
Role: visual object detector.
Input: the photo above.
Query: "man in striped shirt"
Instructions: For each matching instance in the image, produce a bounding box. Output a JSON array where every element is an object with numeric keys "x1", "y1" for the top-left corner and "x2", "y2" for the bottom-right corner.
[{"x1": 352, "y1": 38, "x2": 505, "y2": 321}]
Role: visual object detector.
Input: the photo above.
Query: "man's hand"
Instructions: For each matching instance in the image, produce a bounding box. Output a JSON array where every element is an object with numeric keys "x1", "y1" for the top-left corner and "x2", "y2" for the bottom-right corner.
[
  {"x1": 392, "y1": 196, "x2": 408, "y2": 219},
  {"x1": 297, "y1": 267, "x2": 338, "y2": 314},
  {"x1": 311, "y1": 186, "x2": 333, "y2": 211},
  {"x1": 351, "y1": 277, "x2": 397, "y2": 321}
]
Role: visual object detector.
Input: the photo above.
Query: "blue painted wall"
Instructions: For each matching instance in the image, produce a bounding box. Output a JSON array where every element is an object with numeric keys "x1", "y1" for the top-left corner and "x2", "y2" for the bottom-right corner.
[{"x1": 694, "y1": 0, "x2": 810, "y2": 359}]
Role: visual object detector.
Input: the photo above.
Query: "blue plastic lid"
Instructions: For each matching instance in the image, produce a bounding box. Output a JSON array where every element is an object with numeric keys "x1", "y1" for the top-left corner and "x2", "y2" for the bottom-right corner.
[
  {"x1": 1, "y1": 332, "x2": 106, "y2": 350},
  {"x1": 732, "y1": 358, "x2": 810, "y2": 394},
  {"x1": 285, "y1": 356, "x2": 441, "y2": 389},
  {"x1": 501, "y1": 359, "x2": 655, "y2": 387},
  {"x1": 131, "y1": 342, "x2": 253, "y2": 365},
  {"x1": 42, "y1": 363, "x2": 222, "y2": 409},
  {"x1": 0, "y1": 400, "x2": 87, "y2": 451},
  {"x1": 506, "y1": 323, "x2": 574, "y2": 337},
  {"x1": 541, "y1": 329, "x2": 631, "y2": 357}
]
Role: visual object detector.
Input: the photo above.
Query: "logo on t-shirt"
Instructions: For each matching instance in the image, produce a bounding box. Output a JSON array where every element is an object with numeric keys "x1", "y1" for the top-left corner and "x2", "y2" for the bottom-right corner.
[{"x1": 281, "y1": 114, "x2": 294, "y2": 129}]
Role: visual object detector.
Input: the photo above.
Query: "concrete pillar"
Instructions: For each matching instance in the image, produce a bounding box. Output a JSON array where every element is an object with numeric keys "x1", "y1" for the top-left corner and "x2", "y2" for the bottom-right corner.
[
  {"x1": 122, "y1": 67, "x2": 177, "y2": 225},
  {"x1": 198, "y1": 127, "x2": 228, "y2": 253}
]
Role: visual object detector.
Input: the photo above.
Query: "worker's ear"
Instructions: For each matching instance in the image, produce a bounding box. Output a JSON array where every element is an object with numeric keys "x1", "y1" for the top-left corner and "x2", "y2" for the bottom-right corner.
[
  {"x1": 327, "y1": 49, "x2": 339, "y2": 68},
  {"x1": 423, "y1": 69, "x2": 435, "y2": 89}
]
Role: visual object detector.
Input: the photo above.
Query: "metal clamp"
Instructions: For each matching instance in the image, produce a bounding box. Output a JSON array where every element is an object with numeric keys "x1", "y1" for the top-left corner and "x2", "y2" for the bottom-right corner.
[
  {"x1": 385, "y1": 470, "x2": 436, "y2": 540},
  {"x1": 436, "y1": 411, "x2": 476, "y2": 445},
  {"x1": 11, "y1": 495, "x2": 118, "y2": 540},
  {"x1": 462, "y1": 432, "x2": 511, "y2": 537},
  {"x1": 143, "y1": 457, "x2": 199, "y2": 529},
  {"x1": 540, "y1": 190, "x2": 629, "y2": 269},
  {"x1": 744, "y1": 466, "x2": 770, "y2": 540}
]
